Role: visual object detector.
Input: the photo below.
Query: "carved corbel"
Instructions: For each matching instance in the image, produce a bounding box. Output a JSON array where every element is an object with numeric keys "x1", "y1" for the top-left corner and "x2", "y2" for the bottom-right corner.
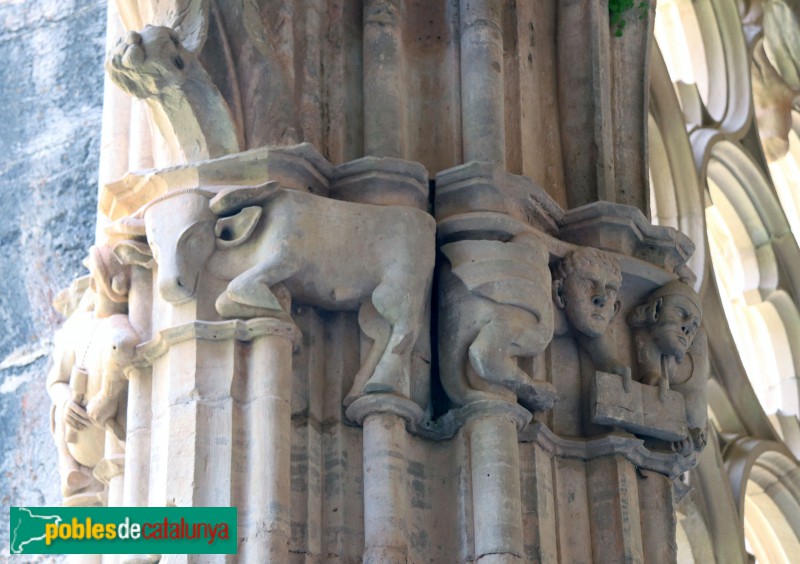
[
  {"x1": 106, "y1": 25, "x2": 241, "y2": 162},
  {"x1": 47, "y1": 245, "x2": 141, "y2": 505},
  {"x1": 438, "y1": 232, "x2": 557, "y2": 411},
  {"x1": 628, "y1": 280, "x2": 707, "y2": 455},
  {"x1": 121, "y1": 182, "x2": 436, "y2": 412},
  {"x1": 551, "y1": 247, "x2": 631, "y2": 389}
]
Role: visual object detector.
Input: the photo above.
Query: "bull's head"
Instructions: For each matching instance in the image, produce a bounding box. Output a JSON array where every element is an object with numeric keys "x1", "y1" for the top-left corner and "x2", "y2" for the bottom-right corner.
[{"x1": 110, "y1": 182, "x2": 278, "y2": 305}]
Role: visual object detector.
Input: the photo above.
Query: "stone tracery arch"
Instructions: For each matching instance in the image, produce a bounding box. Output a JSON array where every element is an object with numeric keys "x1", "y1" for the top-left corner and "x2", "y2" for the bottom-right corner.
[{"x1": 652, "y1": 2, "x2": 800, "y2": 560}]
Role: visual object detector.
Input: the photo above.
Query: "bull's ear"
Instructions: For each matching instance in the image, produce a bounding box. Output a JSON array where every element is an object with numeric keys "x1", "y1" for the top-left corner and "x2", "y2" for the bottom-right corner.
[
  {"x1": 215, "y1": 206, "x2": 262, "y2": 249},
  {"x1": 209, "y1": 181, "x2": 278, "y2": 215},
  {"x1": 113, "y1": 240, "x2": 154, "y2": 269}
]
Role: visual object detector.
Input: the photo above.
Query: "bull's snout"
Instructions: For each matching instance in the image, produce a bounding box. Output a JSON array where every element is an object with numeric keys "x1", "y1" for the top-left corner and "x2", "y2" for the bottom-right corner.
[
  {"x1": 159, "y1": 275, "x2": 196, "y2": 304},
  {"x1": 109, "y1": 331, "x2": 138, "y2": 361}
]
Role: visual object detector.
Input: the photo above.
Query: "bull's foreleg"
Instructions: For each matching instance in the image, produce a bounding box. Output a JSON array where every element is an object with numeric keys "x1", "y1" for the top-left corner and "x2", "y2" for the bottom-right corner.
[
  {"x1": 217, "y1": 283, "x2": 292, "y2": 319},
  {"x1": 468, "y1": 316, "x2": 557, "y2": 409},
  {"x1": 361, "y1": 280, "x2": 420, "y2": 397},
  {"x1": 225, "y1": 254, "x2": 300, "y2": 311},
  {"x1": 469, "y1": 318, "x2": 532, "y2": 391},
  {"x1": 343, "y1": 301, "x2": 391, "y2": 406}
]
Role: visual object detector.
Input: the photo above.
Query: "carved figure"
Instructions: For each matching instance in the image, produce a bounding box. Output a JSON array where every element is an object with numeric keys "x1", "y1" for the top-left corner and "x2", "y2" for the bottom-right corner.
[
  {"x1": 753, "y1": 42, "x2": 796, "y2": 162},
  {"x1": 629, "y1": 281, "x2": 708, "y2": 454},
  {"x1": 106, "y1": 0, "x2": 300, "y2": 161},
  {"x1": 552, "y1": 248, "x2": 630, "y2": 387},
  {"x1": 47, "y1": 246, "x2": 140, "y2": 502},
  {"x1": 107, "y1": 25, "x2": 240, "y2": 161},
  {"x1": 438, "y1": 233, "x2": 557, "y2": 410},
  {"x1": 115, "y1": 182, "x2": 435, "y2": 405}
]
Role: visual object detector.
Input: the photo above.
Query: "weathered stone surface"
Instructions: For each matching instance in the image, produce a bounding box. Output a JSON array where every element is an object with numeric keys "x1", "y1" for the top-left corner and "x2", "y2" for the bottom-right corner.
[
  {"x1": 47, "y1": 245, "x2": 137, "y2": 505},
  {"x1": 552, "y1": 247, "x2": 629, "y2": 381},
  {"x1": 0, "y1": 0, "x2": 104, "y2": 556},
  {"x1": 10, "y1": 1, "x2": 771, "y2": 562},
  {"x1": 591, "y1": 371, "x2": 688, "y2": 442}
]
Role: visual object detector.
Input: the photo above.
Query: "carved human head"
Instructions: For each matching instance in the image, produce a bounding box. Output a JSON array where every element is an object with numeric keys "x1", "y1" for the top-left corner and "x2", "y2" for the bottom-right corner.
[
  {"x1": 628, "y1": 281, "x2": 702, "y2": 363},
  {"x1": 552, "y1": 248, "x2": 622, "y2": 338}
]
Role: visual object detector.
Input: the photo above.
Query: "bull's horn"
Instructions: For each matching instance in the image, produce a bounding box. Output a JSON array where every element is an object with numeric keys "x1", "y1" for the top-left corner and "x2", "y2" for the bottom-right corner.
[
  {"x1": 105, "y1": 215, "x2": 146, "y2": 238},
  {"x1": 209, "y1": 181, "x2": 279, "y2": 215},
  {"x1": 89, "y1": 245, "x2": 130, "y2": 303},
  {"x1": 113, "y1": 240, "x2": 154, "y2": 269}
]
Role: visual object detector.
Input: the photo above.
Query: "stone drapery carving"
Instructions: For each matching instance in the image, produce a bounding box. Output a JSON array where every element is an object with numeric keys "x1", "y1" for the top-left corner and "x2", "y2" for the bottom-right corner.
[
  {"x1": 47, "y1": 245, "x2": 140, "y2": 505},
  {"x1": 552, "y1": 247, "x2": 631, "y2": 389}
]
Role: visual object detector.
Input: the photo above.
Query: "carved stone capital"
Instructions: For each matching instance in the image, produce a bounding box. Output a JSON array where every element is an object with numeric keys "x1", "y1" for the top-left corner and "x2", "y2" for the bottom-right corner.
[
  {"x1": 345, "y1": 394, "x2": 425, "y2": 428},
  {"x1": 559, "y1": 202, "x2": 696, "y2": 283}
]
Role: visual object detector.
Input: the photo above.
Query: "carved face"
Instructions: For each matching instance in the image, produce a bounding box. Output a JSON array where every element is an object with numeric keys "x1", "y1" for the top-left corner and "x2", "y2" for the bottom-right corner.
[
  {"x1": 144, "y1": 193, "x2": 217, "y2": 304},
  {"x1": 561, "y1": 267, "x2": 621, "y2": 338},
  {"x1": 107, "y1": 26, "x2": 190, "y2": 98},
  {"x1": 650, "y1": 294, "x2": 701, "y2": 362}
]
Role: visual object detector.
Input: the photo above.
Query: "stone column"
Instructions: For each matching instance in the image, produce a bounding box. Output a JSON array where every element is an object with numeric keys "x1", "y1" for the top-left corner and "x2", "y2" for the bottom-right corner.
[
  {"x1": 137, "y1": 318, "x2": 299, "y2": 564},
  {"x1": 238, "y1": 331, "x2": 295, "y2": 562},
  {"x1": 120, "y1": 365, "x2": 157, "y2": 564},
  {"x1": 557, "y1": 0, "x2": 653, "y2": 210},
  {"x1": 347, "y1": 395, "x2": 423, "y2": 564},
  {"x1": 121, "y1": 366, "x2": 151, "y2": 508},
  {"x1": 639, "y1": 469, "x2": 678, "y2": 563},
  {"x1": 465, "y1": 402, "x2": 530, "y2": 563},
  {"x1": 586, "y1": 455, "x2": 645, "y2": 563},
  {"x1": 363, "y1": 0, "x2": 406, "y2": 158},
  {"x1": 460, "y1": 0, "x2": 506, "y2": 164}
]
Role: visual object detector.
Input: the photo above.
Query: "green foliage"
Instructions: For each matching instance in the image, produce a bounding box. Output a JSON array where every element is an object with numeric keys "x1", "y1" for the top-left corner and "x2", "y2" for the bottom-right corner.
[{"x1": 609, "y1": 0, "x2": 650, "y2": 37}]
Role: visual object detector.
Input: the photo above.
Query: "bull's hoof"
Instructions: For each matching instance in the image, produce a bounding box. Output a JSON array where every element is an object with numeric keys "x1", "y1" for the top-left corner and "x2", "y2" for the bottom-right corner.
[
  {"x1": 514, "y1": 380, "x2": 558, "y2": 412},
  {"x1": 216, "y1": 293, "x2": 287, "y2": 320}
]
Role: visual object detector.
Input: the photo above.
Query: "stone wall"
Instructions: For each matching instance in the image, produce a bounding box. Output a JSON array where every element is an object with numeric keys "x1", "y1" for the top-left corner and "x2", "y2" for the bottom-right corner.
[{"x1": 0, "y1": 0, "x2": 105, "y2": 555}]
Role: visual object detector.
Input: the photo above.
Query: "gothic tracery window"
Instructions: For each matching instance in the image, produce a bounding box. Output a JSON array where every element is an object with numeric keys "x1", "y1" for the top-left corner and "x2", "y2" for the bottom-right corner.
[{"x1": 652, "y1": 1, "x2": 800, "y2": 560}]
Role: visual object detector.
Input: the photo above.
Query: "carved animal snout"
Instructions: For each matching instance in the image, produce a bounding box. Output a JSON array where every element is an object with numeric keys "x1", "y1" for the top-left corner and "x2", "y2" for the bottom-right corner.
[
  {"x1": 108, "y1": 331, "x2": 138, "y2": 360},
  {"x1": 159, "y1": 275, "x2": 196, "y2": 304},
  {"x1": 126, "y1": 31, "x2": 142, "y2": 46}
]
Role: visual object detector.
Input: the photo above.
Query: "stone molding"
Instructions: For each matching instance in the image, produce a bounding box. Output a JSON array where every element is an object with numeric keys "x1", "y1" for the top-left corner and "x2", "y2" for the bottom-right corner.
[
  {"x1": 521, "y1": 423, "x2": 698, "y2": 479},
  {"x1": 131, "y1": 317, "x2": 302, "y2": 367}
]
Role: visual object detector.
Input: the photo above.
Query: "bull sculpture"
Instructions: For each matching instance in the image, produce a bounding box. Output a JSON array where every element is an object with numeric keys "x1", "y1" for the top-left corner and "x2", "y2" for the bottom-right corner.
[{"x1": 114, "y1": 182, "x2": 436, "y2": 404}]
